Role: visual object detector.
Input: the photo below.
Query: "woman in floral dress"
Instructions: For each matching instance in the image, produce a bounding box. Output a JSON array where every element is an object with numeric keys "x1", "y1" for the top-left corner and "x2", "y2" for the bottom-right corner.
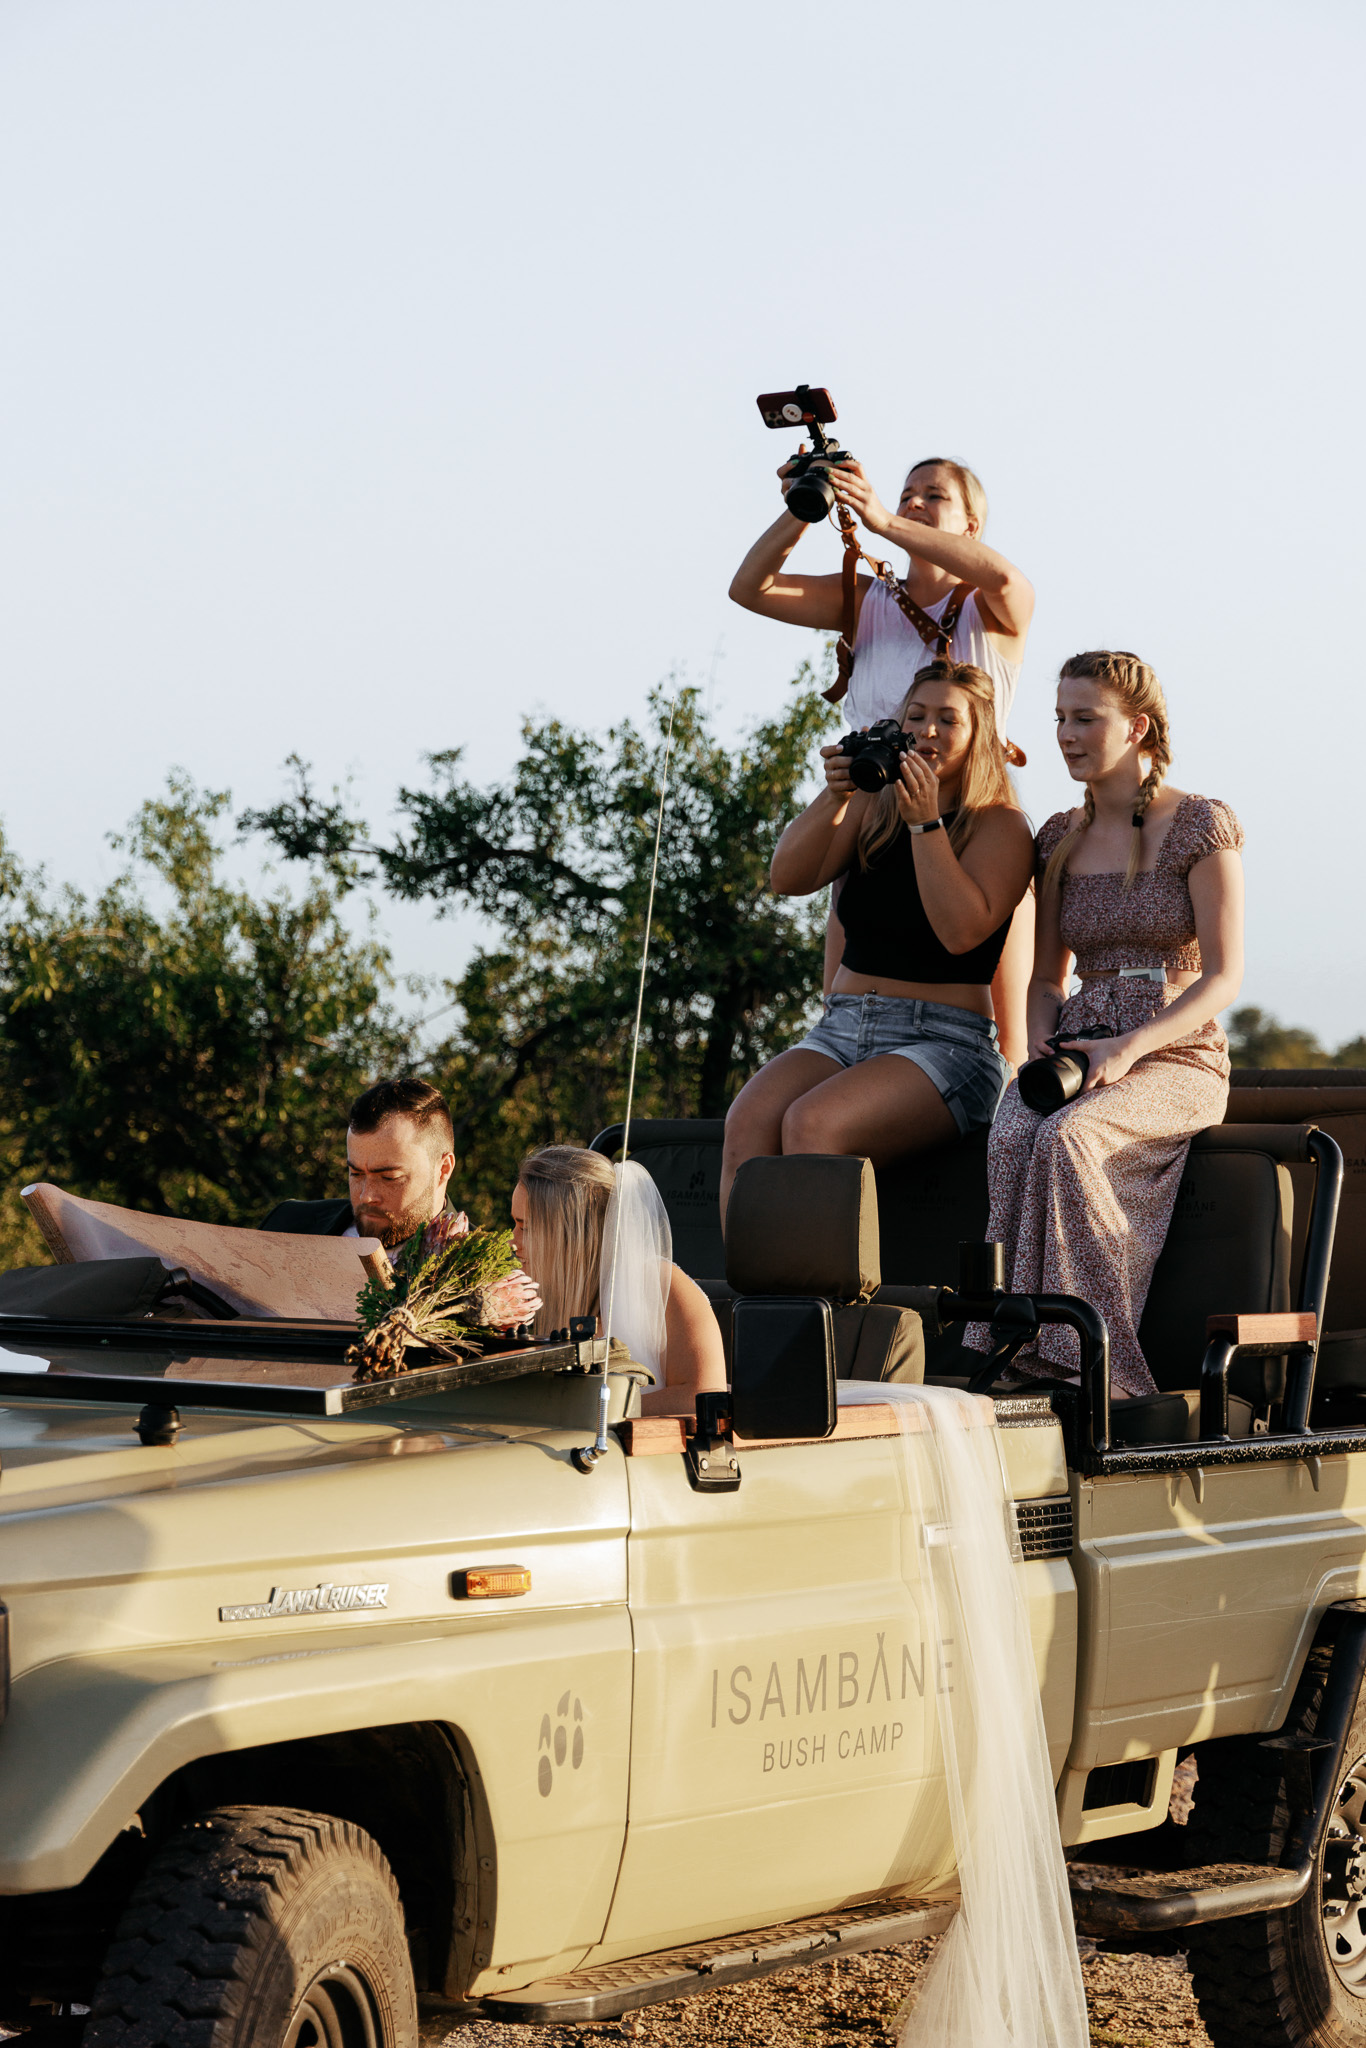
[{"x1": 970, "y1": 650, "x2": 1245, "y2": 1396}]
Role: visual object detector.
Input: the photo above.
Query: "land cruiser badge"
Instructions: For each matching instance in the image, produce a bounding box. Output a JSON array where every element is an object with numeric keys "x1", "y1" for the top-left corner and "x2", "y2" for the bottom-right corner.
[{"x1": 218, "y1": 1581, "x2": 389, "y2": 1623}]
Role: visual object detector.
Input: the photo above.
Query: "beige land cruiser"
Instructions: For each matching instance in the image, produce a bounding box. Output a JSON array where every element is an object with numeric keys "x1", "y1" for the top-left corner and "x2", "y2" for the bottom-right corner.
[{"x1": 0, "y1": 1069, "x2": 1363, "y2": 2048}]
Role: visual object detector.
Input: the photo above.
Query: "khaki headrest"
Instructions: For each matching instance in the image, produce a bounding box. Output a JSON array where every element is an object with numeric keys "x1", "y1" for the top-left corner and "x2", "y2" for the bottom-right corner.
[{"x1": 725, "y1": 1156, "x2": 881, "y2": 1302}]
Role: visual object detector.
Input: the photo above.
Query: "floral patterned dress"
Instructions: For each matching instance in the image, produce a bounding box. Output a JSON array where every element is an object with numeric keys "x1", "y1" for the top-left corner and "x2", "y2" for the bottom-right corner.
[{"x1": 967, "y1": 794, "x2": 1245, "y2": 1396}]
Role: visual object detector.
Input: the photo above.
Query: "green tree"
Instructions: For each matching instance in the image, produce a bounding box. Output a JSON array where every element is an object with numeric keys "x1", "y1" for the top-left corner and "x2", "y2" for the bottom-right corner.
[
  {"x1": 247, "y1": 661, "x2": 840, "y2": 1214},
  {"x1": 1226, "y1": 1006, "x2": 1366, "y2": 1070},
  {"x1": 0, "y1": 774, "x2": 412, "y2": 1261}
]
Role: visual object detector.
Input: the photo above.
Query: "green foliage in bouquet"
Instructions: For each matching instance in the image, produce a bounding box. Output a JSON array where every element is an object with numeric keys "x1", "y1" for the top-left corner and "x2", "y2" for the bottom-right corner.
[{"x1": 349, "y1": 1211, "x2": 542, "y2": 1380}]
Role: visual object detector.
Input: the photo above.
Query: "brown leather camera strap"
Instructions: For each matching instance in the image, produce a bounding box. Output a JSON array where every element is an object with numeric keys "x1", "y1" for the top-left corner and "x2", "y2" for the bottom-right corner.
[
  {"x1": 825, "y1": 506, "x2": 862, "y2": 704},
  {"x1": 820, "y1": 505, "x2": 976, "y2": 705},
  {"x1": 883, "y1": 571, "x2": 974, "y2": 658}
]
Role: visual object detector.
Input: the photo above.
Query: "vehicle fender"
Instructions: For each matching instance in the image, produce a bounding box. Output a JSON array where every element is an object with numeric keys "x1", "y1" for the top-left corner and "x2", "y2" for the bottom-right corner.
[{"x1": 0, "y1": 1606, "x2": 632, "y2": 1920}]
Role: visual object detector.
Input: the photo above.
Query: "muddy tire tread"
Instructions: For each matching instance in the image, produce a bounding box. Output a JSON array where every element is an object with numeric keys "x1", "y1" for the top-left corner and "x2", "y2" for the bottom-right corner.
[
  {"x1": 1186, "y1": 1647, "x2": 1366, "y2": 2048},
  {"x1": 81, "y1": 1805, "x2": 406, "y2": 2048}
]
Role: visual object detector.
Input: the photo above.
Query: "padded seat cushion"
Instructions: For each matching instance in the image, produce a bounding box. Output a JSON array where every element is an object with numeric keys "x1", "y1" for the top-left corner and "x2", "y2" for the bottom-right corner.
[
  {"x1": 875, "y1": 1130, "x2": 990, "y2": 1286},
  {"x1": 725, "y1": 1155, "x2": 880, "y2": 1301},
  {"x1": 694, "y1": 1280, "x2": 923, "y2": 1385},
  {"x1": 1138, "y1": 1134, "x2": 1294, "y2": 1399},
  {"x1": 590, "y1": 1120, "x2": 726, "y2": 1277},
  {"x1": 1312, "y1": 1329, "x2": 1366, "y2": 1391},
  {"x1": 1227, "y1": 1084, "x2": 1366, "y2": 1334},
  {"x1": 1108, "y1": 1390, "x2": 1253, "y2": 1447}
]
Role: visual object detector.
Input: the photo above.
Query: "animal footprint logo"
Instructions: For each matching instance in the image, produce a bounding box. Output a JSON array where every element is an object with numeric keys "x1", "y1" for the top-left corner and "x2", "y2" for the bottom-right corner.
[{"x1": 537, "y1": 1690, "x2": 585, "y2": 1796}]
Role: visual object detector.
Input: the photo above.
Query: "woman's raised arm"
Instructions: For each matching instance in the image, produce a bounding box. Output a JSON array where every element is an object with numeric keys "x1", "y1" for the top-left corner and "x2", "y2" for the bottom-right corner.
[
  {"x1": 770, "y1": 748, "x2": 867, "y2": 896},
  {"x1": 831, "y1": 463, "x2": 1034, "y2": 643},
  {"x1": 729, "y1": 506, "x2": 870, "y2": 630}
]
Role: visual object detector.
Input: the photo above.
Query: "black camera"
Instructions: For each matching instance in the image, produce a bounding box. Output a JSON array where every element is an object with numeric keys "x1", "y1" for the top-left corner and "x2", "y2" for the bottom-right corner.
[
  {"x1": 755, "y1": 384, "x2": 857, "y2": 524},
  {"x1": 1016, "y1": 1028, "x2": 1115, "y2": 1115},
  {"x1": 836, "y1": 719, "x2": 916, "y2": 793},
  {"x1": 783, "y1": 443, "x2": 857, "y2": 524}
]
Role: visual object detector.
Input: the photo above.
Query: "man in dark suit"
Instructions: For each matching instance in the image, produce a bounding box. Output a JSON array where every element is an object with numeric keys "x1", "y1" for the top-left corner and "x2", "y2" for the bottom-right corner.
[{"x1": 260, "y1": 1078, "x2": 457, "y2": 1245}]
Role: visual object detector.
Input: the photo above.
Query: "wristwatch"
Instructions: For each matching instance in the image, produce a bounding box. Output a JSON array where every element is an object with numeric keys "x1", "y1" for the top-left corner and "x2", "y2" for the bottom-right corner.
[{"x1": 907, "y1": 818, "x2": 943, "y2": 836}]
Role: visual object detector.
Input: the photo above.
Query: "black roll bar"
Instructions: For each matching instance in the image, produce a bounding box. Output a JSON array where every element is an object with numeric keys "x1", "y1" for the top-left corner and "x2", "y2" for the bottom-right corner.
[
  {"x1": 1286, "y1": 1128, "x2": 1344, "y2": 1427},
  {"x1": 938, "y1": 1282, "x2": 1111, "y2": 1456}
]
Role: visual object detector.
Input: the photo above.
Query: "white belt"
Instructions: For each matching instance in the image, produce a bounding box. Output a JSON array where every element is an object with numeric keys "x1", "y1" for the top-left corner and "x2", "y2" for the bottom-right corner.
[{"x1": 1080, "y1": 966, "x2": 1169, "y2": 984}]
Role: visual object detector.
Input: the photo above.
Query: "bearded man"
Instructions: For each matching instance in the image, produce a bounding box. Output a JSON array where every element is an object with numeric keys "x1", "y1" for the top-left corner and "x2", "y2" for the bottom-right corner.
[{"x1": 259, "y1": 1078, "x2": 457, "y2": 1246}]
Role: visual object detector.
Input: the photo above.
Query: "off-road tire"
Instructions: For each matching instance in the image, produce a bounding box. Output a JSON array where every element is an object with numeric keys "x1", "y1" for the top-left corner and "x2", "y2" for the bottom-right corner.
[
  {"x1": 1186, "y1": 1646, "x2": 1366, "y2": 2048},
  {"x1": 82, "y1": 1805, "x2": 418, "y2": 2047}
]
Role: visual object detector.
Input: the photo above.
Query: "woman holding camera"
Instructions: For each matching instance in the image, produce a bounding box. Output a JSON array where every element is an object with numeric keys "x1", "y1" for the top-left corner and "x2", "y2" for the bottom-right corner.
[
  {"x1": 967, "y1": 651, "x2": 1245, "y2": 1397},
  {"x1": 730, "y1": 454, "x2": 1036, "y2": 1061},
  {"x1": 720, "y1": 659, "x2": 1032, "y2": 1217},
  {"x1": 730, "y1": 453, "x2": 1032, "y2": 726}
]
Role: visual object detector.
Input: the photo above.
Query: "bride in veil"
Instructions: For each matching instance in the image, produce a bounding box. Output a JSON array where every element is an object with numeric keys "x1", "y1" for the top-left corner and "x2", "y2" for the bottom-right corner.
[
  {"x1": 510, "y1": 1145, "x2": 725, "y2": 1414},
  {"x1": 513, "y1": 1144, "x2": 1085, "y2": 2045}
]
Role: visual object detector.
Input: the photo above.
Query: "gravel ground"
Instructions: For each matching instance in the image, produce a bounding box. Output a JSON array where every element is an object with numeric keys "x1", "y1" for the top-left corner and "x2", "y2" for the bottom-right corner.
[{"x1": 420, "y1": 1938, "x2": 1215, "y2": 2047}]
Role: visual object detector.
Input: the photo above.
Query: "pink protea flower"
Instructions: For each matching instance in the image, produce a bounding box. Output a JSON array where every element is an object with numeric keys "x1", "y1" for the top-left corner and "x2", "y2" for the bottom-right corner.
[
  {"x1": 419, "y1": 1210, "x2": 471, "y2": 1260},
  {"x1": 473, "y1": 1270, "x2": 543, "y2": 1331}
]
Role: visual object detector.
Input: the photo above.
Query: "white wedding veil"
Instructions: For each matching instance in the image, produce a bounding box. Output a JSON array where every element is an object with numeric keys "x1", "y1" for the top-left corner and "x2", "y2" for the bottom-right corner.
[
  {"x1": 839, "y1": 1380, "x2": 1088, "y2": 2048},
  {"x1": 599, "y1": 1160, "x2": 673, "y2": 1387}
]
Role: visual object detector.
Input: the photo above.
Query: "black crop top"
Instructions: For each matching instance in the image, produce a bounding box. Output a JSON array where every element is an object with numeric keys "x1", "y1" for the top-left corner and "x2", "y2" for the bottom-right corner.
[{"x1": 837, "y1": 822, "x2": 1013, "y2": 984}]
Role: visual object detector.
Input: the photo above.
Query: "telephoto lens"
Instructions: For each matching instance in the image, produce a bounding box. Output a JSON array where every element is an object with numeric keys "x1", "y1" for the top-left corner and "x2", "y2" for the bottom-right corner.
[
  {"x1": 1015, "y1": 1028, "x2": 1114, "y2": 1116},
  {"x1": 786, "y1": 466, "x2": 838, "y2": 524},
  {"x1": 1016, "y1": 1046, "x2": 1090, "y2": 1115}
]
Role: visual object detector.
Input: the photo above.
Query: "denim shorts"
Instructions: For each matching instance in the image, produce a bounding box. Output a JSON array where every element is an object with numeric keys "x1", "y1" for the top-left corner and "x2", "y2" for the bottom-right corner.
[{"x1": 793, "y1": 992, "x2": 1010, "y2": 1136}]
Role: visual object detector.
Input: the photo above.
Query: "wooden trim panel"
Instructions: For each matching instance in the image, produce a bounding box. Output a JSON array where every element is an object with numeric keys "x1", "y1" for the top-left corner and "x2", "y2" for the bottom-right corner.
[{"x1": 1206, "y1": 1312, "x2": 1317, "y2": 1345}]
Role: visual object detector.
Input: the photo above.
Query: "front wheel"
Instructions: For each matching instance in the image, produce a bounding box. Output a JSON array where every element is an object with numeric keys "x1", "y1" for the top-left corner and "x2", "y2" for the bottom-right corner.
[
  {"x1": 83, "y1": 1806, "x2": 418, "y2": 2048},
  {"x1": 1187, "y1": 1649, "x2": 1366, "y2": 2048}
]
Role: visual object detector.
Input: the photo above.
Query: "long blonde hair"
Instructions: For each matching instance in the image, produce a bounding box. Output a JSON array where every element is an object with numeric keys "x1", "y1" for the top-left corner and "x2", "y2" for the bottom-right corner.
[
  {"x1": 1041, "y1": 650, "x2": 1173, "y2": 898},
  {"x1": 857, "y1": 659, "x2": 1019, "y2": 870},
  {"x1": 518, "y1": 1145, "x2": 614, "y2": 1336},
  {"x1": 908, "y1": 458, "x2": 988, "y2": 535}
]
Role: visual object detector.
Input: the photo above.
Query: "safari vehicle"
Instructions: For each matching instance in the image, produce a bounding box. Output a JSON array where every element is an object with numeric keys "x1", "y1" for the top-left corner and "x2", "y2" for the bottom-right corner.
[{"x1": 0, "y1": 1072, "x2": 1364, "y2": 2047}]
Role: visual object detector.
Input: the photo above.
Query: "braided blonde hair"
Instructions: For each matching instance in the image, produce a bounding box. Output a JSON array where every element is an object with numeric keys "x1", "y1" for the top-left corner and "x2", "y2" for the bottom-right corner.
[
  {"x1": 1040, "y1": 651, "x2": 1172, "y2": 898},
  {"x1": 857, "y1": 659, "x2": 1020, "y2": 869}
]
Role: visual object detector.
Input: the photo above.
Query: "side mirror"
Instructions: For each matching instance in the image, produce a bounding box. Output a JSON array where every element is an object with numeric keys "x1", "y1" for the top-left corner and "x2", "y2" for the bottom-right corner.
[{"x1": 730, "y1": 1297, "x2": 836, "y2": 1441}]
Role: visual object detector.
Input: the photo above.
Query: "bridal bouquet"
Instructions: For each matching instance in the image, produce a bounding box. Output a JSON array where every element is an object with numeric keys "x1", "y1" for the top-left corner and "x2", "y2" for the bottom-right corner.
[{"x1": 348, "y1": 1211, "x2": 542, "y2": 1381}]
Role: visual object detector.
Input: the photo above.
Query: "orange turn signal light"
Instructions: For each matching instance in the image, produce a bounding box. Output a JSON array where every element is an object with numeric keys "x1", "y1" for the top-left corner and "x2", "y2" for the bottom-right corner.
[{"x1": 450, "y1": 1566, "x2": 532, "y2": 1600}]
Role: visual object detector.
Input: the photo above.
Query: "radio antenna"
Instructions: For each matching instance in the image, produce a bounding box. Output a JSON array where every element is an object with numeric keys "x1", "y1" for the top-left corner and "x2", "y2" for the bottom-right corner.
[{"x1": 573, "y1": 692, "x2": 678, "y2": 1473}]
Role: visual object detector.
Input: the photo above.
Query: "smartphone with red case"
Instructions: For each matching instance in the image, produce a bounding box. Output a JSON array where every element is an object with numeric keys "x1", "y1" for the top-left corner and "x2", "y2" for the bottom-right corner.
[{"x1": 755, "y1": 387, "x2": 837, "y2": 431}]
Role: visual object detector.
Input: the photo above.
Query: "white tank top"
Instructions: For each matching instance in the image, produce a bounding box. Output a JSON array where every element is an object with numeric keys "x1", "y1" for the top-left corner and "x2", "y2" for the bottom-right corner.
[{"x1": 843, "y1": 579, "x2": 1022, "y2": 736}]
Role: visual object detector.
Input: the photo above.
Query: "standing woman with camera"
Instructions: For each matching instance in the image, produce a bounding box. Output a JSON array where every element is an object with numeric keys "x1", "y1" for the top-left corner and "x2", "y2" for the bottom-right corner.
[
  {"x1": 967, "y1": 652, "x2": 1245, "y2": 1397},
  {"x1": 720, "y1": 659, "x2": 1033, "y2": 1217},
  {"x1": 730, "y1": 453, "x2": 1036, "y2": 1062}
]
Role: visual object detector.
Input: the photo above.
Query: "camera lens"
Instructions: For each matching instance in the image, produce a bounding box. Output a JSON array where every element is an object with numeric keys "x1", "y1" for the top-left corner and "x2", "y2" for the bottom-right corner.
[
  {"x1": 1016, "y1": 1050, "x2": 1088, "y2": 1115},
  {"x1": 787, "y1": 470, "x2": 836, "y2": 524},
  {"x1": 848, "y1": 747, "x2": 900, "y2": 793}
]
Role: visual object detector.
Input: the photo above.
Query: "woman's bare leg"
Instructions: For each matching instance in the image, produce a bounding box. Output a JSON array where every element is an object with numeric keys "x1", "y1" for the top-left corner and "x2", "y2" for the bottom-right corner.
[
  {"x1": 781, "y1": 1055, "x2": 959, "y2": 1166},
  {"x1": 721, "y1": 1048, "x2": 841, "y2": 1224}
]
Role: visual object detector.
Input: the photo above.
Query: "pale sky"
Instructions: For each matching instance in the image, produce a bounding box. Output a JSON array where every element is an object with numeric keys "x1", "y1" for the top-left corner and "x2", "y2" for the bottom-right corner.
[{"x1": 2, "y1": 0, "x2": 1363, "y2": 1039}]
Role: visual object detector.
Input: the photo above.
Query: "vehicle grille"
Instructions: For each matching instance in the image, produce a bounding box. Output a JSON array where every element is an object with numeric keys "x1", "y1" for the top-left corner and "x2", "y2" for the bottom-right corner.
[{"x1": 1015, "y1": 1496, "x2": 1073, "y2": 1558}]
